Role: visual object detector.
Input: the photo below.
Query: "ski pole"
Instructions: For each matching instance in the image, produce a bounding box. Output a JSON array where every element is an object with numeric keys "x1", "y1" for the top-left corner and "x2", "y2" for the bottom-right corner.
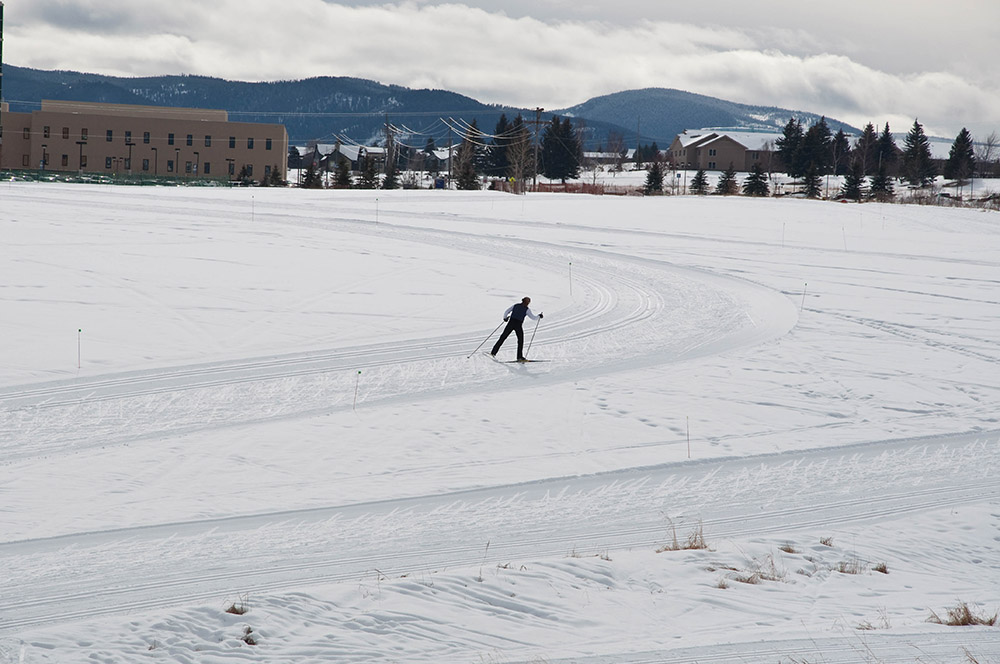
[
  {"x1": 467, "y1": 320, "x2": 506, "y2": 358},
  {"x1": 525, "y1": 316, "x2": 541, "y2": 357}
]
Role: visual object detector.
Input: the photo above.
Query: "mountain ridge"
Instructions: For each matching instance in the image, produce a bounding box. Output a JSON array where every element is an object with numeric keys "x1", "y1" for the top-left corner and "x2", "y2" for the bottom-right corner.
[{"x1": 2, "y1": 65, "x2": 858, "y2": 148}]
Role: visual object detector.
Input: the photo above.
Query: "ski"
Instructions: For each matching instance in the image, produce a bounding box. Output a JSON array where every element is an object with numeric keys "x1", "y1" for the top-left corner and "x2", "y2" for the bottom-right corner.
[{"x1": 502, "y1": 359, "x2": 550, "y2": 363}]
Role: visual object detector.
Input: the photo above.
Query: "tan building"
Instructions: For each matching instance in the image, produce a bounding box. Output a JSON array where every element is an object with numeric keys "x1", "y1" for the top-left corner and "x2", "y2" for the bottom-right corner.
[
  {"x1": 0, "y1": 100, "x2": 288, "y2": 182},
  {"x1": 669, "y1": 129, "x2": 783, "y2": 172}
]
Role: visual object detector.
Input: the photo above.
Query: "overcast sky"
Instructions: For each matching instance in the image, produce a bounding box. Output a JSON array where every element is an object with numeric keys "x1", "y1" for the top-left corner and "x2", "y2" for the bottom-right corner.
[{"x1": 4, "y1": 0, "x2": 999, "y2": 139}]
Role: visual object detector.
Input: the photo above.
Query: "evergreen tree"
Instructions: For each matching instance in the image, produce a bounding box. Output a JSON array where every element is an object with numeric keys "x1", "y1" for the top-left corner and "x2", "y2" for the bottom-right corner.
[
  {"x1": 643, "y1": 161, "x2": 664, "y2": 195},
  {"x1": 869, "y1": 163, "x2": 895, "y2": 200},
  {"x1": 832, "y1": 129, "x2": 851, "y2": 175},
  {"x1": 335, "y1": 158, "x2": 351, "y2": 187},
  {"x1": 943, "y1": 127, "x2": 976, "y2": 183},
  {"x1": 901, "y1": 119, "x2": 937, "y2": 187},
  {"x1": 382, "y1": 160, "x2": 400, "y2": 190},
  {"x1": 840, "y1": 159, "x2": 865, "y2": 200},
  {"x1": 875, "y1": 123, "x2": 898, "y2": 176},
  {"x1": 268, "y1": 165, "x2": 284, "y2": 187},
  {"x1": 486, "y1": 114, "x2": 512, "y2": 177},
  {"x1": 776, "y1": 117, "x2": 804, "y2": 178},
  {"x1": 803, "y1": 166, "x2": 823, "y2": 198},
  {"x1": 714, "y1": 163, "x2": 739, "y2": 195},
  {"x1": 455, "y1": 121, "x2": 483, "y2": 190},
  {"x1": 287, "y1": 146, "x2": 303, "y2": 171},
  {"x1": 359, "y1": 156, "x2": 379, "y2": 189},
  {"x1": 302, "y1": 162, "x2": 323, "y2": 189},
  {"x1": 689, "y1": 169, "x2": 709, "y2": 195},
  {"x1": 540, "y1": 116, "x2": 582, "y2": 183},
  {"x1": 741, "y1": 162, "x2": 769, "y2": 196},
  {"x1": 855, "y1": 123, "x2": 879, "y2": 175},
  {"x1": 799, "y1": 117, "x2": 833, "y2": 176}
]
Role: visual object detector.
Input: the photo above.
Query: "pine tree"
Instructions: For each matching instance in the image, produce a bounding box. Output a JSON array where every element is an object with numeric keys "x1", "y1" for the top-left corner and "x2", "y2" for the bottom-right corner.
[
  {"x1": 714, "y1": 163, "x2": 739, "y2": 195},
  {"x1": 855, "y1": 123, "x2": 879, "y2": 175},
  {"x1": 689, "y1": 169, "x2": 709, "y2": 195},
  {"x1": 741, "y1": 162, "x2": 769, "y2": 196},
  {"x1": 359, "y1": 156, "x2": 379, "y2": 189},
  {"x1": 302, "y1": 162, "x2": 323, "y2": 189},
  {"x1": 485, "y1": 114, "x2": 511, "y2": 177},
  {"x1": 869, "y1": 163, "x2": 895, "y2": 200},
  {"x1": 832, "y1": 129, "x2": 851, "y2": 175},
  {"x1": 943, "y1": 127, "x2": 976, "y2": 184},
  {"x1": 540, "y1": 116, "x2": 582, "y2": 183},
  {"x1": 643, "y1": 161, "x2": 664, "y2": 195},
  {"x1": 902, "y1": 119, "x2": 937, "y2": 187},
  {"x1": 803, "y1": 166, "x2": 823, "y2": 198},
  {"x1": 455, "y1": 122, "x2": 483, "y2": 190},
  {"x1": 875, "y1": 123, "x2": 898, "y2": 176},
  {"x1": 335, "y1": 158, "x2": 351, "y2": 187},
  {"x1": 800, "y1": 117, "x2": 833, "y2": 176},
  {"x1": 382, "y1": 161, "x2": 400, "y2": 190},
  {"x1": 776, "y1": 117, "x2": 804, "y2": 178},
  {"x1": 840, "y1": 160, "x2": 865, "y2": 200}
]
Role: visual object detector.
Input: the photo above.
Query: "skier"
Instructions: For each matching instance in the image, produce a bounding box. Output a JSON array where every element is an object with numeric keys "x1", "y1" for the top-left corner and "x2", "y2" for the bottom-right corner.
[{"x1": 491, "y1": 296, "x2": 543, "y2": 361}]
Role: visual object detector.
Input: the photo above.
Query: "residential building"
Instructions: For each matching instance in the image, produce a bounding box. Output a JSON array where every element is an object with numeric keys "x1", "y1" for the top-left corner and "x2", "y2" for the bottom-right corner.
[
  {"x1": 0, "y1": 100, "x2": 288, "y2": 181},
  {"x1": 669, "y1": 128, "x2": 784, "y2": 172}
]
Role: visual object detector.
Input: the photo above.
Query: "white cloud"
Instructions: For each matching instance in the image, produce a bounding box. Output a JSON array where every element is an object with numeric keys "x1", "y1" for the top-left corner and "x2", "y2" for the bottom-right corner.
[{"x1": 5, "y1": 1, "x2": 999, "y2": 138}]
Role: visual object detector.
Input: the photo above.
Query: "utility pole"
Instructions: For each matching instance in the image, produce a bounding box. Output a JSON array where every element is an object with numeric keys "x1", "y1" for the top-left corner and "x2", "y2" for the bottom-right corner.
[{"x1": 531, "y1": 107, "x2": 544, "y2": 190}]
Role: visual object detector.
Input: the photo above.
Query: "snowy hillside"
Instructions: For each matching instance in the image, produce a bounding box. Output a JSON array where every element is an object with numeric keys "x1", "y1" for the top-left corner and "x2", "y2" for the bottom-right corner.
[{"x1": 1, "y1": 183, "x2": 998, "y2": 663}]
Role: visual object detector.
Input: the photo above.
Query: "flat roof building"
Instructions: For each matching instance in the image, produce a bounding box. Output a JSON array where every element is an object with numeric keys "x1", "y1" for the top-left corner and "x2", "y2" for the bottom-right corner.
[{"x1": 0, "y1": 100, "x2": 288, "y2": 183}]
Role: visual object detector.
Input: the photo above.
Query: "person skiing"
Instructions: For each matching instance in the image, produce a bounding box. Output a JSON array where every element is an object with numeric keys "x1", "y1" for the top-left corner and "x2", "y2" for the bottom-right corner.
[{"x1": 491, "y1": 296, "x2": 543, "y2": 361}]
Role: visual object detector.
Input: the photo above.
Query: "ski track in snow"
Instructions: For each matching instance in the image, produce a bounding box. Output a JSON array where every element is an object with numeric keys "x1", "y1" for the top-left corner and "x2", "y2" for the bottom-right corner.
[{"x1": 2, "y1": 185, "x2": 999, "y2": 662}]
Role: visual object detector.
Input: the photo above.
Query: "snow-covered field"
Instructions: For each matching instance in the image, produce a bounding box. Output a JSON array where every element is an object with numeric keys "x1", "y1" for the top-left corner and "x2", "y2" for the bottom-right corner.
[{"x1": 1, "y1": 181, "x2": 998, "y2": 663}]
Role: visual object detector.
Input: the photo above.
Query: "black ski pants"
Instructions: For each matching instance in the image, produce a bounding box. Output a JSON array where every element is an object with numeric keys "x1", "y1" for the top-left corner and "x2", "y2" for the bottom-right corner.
[{"x1": 491, "y1": 319, "x2": 524, "y2": 359}]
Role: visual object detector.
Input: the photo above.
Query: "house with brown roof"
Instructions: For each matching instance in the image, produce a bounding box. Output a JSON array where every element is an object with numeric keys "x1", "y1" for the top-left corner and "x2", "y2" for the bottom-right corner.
[{"x1": 668, "y1": 128, "x2": 783, "y2": 172}]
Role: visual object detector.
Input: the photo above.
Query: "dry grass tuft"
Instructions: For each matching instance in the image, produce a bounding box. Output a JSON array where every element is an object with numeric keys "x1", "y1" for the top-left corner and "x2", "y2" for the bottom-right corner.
[
  {"x1": 928, "y1": 601, "x2": 998, "y2": 627},
  {"x1": 656, "y1": 521, "x2": 709, "y2": 552},
  {"x1": 225, "y1": 593, "x2": 250, "y2": 616}
]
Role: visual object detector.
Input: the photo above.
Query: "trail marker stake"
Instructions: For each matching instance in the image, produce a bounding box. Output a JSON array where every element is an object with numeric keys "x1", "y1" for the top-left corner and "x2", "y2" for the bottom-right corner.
[
  {"x1": 687, "y1": 416, "x2": 691, "y2": 459},
  {"x1": 800, "y1": 283, "x2": 808, "y2": 312},
  {"x1": 353, "y1": 370, "x2": 361, "y2": 410},
  {"x1": 78, "y1": 328, "x2": 82, "y2": 370}
]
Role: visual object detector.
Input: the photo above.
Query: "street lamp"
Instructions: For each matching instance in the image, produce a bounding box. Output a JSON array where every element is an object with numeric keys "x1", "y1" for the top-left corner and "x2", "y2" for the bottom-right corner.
[
  {"x1": 40, "y1": 144, "x2": 47, "y2": 170},
  {"x1": 226, "y1": 158, "x2": 235, "y2": 182},
  {"x1": 125, "y1": 140, "x2": 135, "y2": 175},
  {"x1": 76, "y1": 140, "x2": 86, "y2": 174},
  {"x1": 193, "y1": 151, "x2": 200, "y2": 177},
  {"x1": 175, "y1": 148, "x2": 180, "y2": 176},
  {"x1": 151, "y1": 146, "x2": 158, "y2": 175}
]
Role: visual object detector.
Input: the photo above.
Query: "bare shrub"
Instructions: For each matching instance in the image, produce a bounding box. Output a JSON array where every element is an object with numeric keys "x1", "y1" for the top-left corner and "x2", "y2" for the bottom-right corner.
[
  {"x1": 225, "y1": 593, "x2": 250, "y2": 616},
  {"x1": 820, "y1": 537, "x2": 834, "y2": 547},
  {"x1": 928, "y1": 601, "x2": 998, "y2": 627},
  {"x1": 835, "y1": 557, "x2": 867, "y2": 575},
  {"x1": 241, "y1": 626, "x2": 257, "y2": 646},
  {"x1": 778, "y1": 543, "x2": 798, "y2": 554},
  {"x1": 873, "y1": 562, "x2": 889, "y2": 574}
]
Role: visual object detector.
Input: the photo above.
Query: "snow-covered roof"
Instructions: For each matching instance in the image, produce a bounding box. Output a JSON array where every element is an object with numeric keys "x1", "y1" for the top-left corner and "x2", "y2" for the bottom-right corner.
[{"x1": 675, "y1": 128, "x2": 784, "y2": 151}]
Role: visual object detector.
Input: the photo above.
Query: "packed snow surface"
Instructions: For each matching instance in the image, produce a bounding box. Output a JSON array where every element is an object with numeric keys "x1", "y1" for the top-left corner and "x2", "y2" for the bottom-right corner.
[{"x1": 1, "y1": 182, "x2": 999, "y2": 663}]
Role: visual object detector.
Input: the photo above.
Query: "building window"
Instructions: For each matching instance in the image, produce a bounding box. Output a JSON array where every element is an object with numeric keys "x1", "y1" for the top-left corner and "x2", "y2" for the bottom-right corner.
[
  {"x1": 265, "y1": 138, "x2": 272, "y2": 151},
  {"x1": 229, "y1": 136, "x2": 236, "y2": 149},
  {"x1": 107, "y1": 130, "x2": 114, "y2": 142},
  {"x1": 125, "y1": 130, "x2": 132, "y2": 143},
  {"x1": 106, "y1": 157, "x2": 113, "y2": 169},
  {"x1": 44, "y1": 126, "x2": 51, "y2": 138},
  {"x1": 265, "y1": 165, "x2": 272, "y2": 178},
  {"x1": 81, "y1": 155, "x2": 88, "y2": 168},
  {"x1": 23, "y1": 128, "x2": 30, "y2": 139},
  {"x1": 708, "y1": 161, "x2": 717, "y2": 169},
  {"x1": 22, "y1": 155, "x2": 29, "y2": 167},
  {"x1": 62, "y1": 154, "x2": 69, "y2": 167},
  {"x1": 205, "y1": 135, "x2": 212, "y2": 147},
  {"x1": 228, "y1": 161, "x2": 235, "y2": 176},
  {"x1": 708, "y1": 149, "x2": 717, "y2": 156},
  {"x1": 167, "y1": 160, "x2": 174, "y2": 173},
  {"x1": 247, "y1": 138, "x2": 254, "y2": 149},
  {"x1": 63, "y1": 127, "x2": 70, "y2": 139},
  {"x1": 185, "y1": 161, "x2": 193, "y2": 174},
  {"x1": 142, "y1": 159, "x2": 150, "y2": 172},
  {"x1": 186, "y1": 134, "x2": 193, "y2": 146},
  {"x1": 203, "y1": 162, "x2": 211, "y2": 175},
  {"x1": 246, "y1": 164, "x2": 254, "y2": 177},
  {"x1": 82, "y1": 128, "x2": 89, "y2": 141},
  {"x1": 144, "y1": 132, "x2": 151, "y2": 144},
  {"x1": 168, "y1": 133, "x2": 175, "y2": 146},
  {"x1": 751, "y1": 151, "x2": 760, "y2": 160}
]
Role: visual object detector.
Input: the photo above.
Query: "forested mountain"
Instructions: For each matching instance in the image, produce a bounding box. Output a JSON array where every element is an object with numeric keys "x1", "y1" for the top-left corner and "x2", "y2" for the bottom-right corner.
[
  {"x1": 2, "y1": 65, "x2": 857, "y2": 148},
  {"x1": 555, "y1": 88, "x2": 858, "y2": 146}
]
